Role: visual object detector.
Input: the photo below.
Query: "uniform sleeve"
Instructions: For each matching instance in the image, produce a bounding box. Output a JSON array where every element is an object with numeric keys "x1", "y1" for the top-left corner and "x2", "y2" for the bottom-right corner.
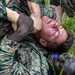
[
  {"x1": 0, "y1": 36, "x2": 49, "y2": 75},
  {"x1": 0, "y1": 36, "x2": 30, "y2": 75},
  {"x1": 0, "y1": 0, "x2": 8, "y2": 20},
  {"x1": 60, "y1": 0, "x2": 75, "y2": 17},
  {"x1": 40, "y1": 6, "x2": 56, "y2": 20},
  {"x1": 50, "y1": 0, "x2": 75, "y2": 17}
]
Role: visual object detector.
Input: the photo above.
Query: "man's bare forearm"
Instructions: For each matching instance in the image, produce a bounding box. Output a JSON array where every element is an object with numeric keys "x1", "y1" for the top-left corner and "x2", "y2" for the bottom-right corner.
[
  {"x1": 6, "y1": 7, "x2": 19, "y2": 24},
  {"x1": 6, "y1": 1, "x2": 42, "y2": 33},
  {"x1": 6, "y1": 7, "x2": 20, "y2": 31}
]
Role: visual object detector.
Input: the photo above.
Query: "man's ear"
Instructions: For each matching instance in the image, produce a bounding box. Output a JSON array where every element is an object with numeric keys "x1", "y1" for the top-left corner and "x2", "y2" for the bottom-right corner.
[{"x1": 39, "y1": 38, "x2": 47, "y2": 47}]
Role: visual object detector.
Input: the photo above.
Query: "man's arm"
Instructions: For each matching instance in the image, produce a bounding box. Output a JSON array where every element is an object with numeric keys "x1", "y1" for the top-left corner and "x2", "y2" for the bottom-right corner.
[
  {"x1": 0, "y1": 11, "x2": 35, "y2": 74},
  {"x1": 0, "y1": 0, "x2": 17, "y2": 21},
  {"x1": 48, "y1": 5, "x2": 63, "y2": 24},
  {"x1": 6, "y1": 0, "x2": 42, "y2": 32},
  {"x1": 0, "y1": 0, "x2": 41, "y2": 32},
  {"x1": 6, "y1": 7, "x2": 19, "y2": 31},
  {"x1": 27, "y1": 1, "x2": 42, "y2": 33},
  {"x1": 0, "y1": 36, "x2": 31, "y2": 75},
  {"x1": 0, "y1": 0, "x2": 19, "y2": 31},
  {"x1": 50, "y1": 0, "x2": 75, "y2": 17},
  {"x1": 8, "y1": 13, "x2": 34, "y2": 42},
  {"x1": 0, "y1": 23, "x2": 46, "y2": 74}
]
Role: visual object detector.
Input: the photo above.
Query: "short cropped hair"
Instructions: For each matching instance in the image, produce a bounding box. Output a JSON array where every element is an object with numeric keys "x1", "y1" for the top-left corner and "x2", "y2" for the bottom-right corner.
[
  {"x1": 46, "y1": 31, "x2": 74, "y2": 53},
  {"x1": 57, "y1": 31, "x2": 74, "y2": 53}
]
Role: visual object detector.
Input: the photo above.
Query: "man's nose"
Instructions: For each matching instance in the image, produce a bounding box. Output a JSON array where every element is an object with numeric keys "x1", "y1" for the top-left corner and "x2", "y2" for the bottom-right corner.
[{"x1": 52, "y1": 21, "x2": 60, "y2": 29}]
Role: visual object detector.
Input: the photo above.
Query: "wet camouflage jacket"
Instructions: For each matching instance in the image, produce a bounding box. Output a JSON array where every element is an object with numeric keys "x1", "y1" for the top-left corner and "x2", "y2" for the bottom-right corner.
[
  {"x1": 50, "y1": 0, "x2": 75, "y2": 17},
  {"x1": 0, "y1": 0, "x2": 57, "y2": 75}
]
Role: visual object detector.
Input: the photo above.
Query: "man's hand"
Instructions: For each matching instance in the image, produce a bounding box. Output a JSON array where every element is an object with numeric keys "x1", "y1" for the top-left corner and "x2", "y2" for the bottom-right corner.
[
  {"x1": 17, "y1": 13, "x2": 34, "y2": 34},
  {"x1": 8, "y1": 13, "x2": 34, "y2": 42},
  {"x1": 48, "y1": 5, "x2": 63, "y2": 25}
]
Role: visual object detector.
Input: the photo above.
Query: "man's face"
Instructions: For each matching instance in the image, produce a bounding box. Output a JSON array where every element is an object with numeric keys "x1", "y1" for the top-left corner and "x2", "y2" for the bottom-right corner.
[{"x1": 40, "y1": 16, "x2": 68, "y2": 48}]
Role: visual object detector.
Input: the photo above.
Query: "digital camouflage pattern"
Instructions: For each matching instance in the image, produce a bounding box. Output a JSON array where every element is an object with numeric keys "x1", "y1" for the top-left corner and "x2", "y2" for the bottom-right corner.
[
  {"x1": 0, "y1": 35, "x2": 50, "y2": 75},
  {"x1": 0, "y1": 0, "x2": 56, "y2": 40},
  {"x1": 60, "y1": 0, "x2": 75, "y2": 17},
  {"x1": 0, "y1": 0, "x2": 13, "y2": 40},
  {"x1": 0, "y1": 0, "x2": 57, "y2": 75},
  {"x1": 50, "y1": 0, "x2": 75, "y2": 17}
]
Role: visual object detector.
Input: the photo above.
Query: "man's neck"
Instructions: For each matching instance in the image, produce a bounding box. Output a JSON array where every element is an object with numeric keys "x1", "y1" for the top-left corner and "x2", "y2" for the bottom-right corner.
[{"x1": 35, "y1": 31, "x2": 41, "y2": 41}]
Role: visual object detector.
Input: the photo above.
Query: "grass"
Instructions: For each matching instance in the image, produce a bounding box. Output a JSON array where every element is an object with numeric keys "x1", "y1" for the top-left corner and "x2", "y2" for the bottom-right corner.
[
  {"x1": 44, "y1": 0, "x2": 50, "y2": 5},
  {"x1": 62, "y1": 13, "x2": 75, "y2": 59},
  {"x1": 45, "y1": 0, "x2": 75, "y2": 59},
  {"x1": 45, "y1": 1, "x2": 75, "y2": 75}
]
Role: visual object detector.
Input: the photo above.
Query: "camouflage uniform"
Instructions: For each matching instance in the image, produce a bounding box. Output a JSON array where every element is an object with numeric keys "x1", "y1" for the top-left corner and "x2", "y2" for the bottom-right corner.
[
  {"x1": 0, "y1": 0, "x2": 57, "y2": 75},
  {"x1": 0, "y1": 0, "x2": 56, "y2": 40},
  {"x1": 0, "y1": 35, "x2": 51, "y2": 75},
  {"x1": 50, "y1": 0, "x2": 75, "y2": 17}
]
